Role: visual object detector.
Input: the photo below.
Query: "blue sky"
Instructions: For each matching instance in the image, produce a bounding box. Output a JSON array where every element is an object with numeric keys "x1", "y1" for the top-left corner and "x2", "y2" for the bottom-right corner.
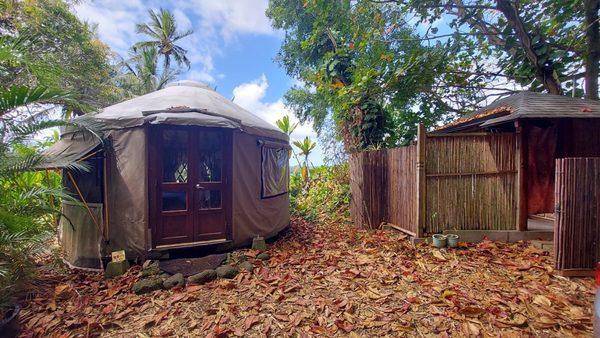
[{"x1": 73, "y1": 0, "x2": 324, "y2": 165}]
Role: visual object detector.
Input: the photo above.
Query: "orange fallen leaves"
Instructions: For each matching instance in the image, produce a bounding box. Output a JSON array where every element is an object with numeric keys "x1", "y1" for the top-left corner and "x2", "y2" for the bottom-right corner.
[{"x1": 18, "y1": 218, "x2": 594, "y2": 337}]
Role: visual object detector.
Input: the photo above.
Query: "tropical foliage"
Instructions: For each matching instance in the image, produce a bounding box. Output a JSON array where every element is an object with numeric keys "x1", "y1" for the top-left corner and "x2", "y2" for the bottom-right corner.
[
  {"x1": 292, "y1": 136, "x2": 317, "y2": 182},
  {"x1": 0, "y1": 0, "x2": 119, "y2": 114},
  {"x1": 392, "y1": 0, "x2": 600, "y2": 100},
  {"x1": 267, "y1": 0, "x2": 600, "y2": 152},
  {"x1": 275, "y1": 115, "x2": 298, "y2": 136},
  {"x1": 134, "y1": 8, "x2": 194, "y2": 70},
  {"x1": 0, "y1": 0, "x2": 110, "y2": 309},
  {"x1": 116, "y1": 47, "x2": 179, "y2": 98},
  {"x1": 267, "y1": 0, "x2": 456, "y2": 151},
  {"x1": 290, "y1": 164, "x2": 350, "y2": 224},
  {"x1": 0, "y1": 84, "x2": 98, "y2": 308}
]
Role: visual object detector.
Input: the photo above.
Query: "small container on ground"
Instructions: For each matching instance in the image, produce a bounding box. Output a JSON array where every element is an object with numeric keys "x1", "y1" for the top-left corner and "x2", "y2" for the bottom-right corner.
[
  {"x1": 432, "y1": 234, "x2": 447, "y2": 248},
  {"x1": 446, "y1": 234, "x2": 459, "y2": 248}
]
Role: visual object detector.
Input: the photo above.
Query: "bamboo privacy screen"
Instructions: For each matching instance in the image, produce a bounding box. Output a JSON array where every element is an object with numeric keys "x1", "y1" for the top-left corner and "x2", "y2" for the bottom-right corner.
[
  {"x1": 349, "y1": 128, "x2": 518, "y2": 235},
  {"x1": 425, "y1": 133, "x2": 518, "y2": 233},
  {"x1": 554, "y1": 158, "x2": 600, "y2": 272}
]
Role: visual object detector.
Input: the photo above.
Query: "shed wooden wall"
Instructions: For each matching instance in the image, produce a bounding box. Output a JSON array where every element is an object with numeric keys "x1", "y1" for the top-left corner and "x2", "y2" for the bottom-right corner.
[{"x1": 520, "y1": 119, "x2": 600, "y2": 217}]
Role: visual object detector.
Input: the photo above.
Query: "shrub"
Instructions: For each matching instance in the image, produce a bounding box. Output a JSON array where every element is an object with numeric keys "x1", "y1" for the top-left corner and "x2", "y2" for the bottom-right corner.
[{"x1": 290, "y1": 164, "x2": 351, "y2": 224}]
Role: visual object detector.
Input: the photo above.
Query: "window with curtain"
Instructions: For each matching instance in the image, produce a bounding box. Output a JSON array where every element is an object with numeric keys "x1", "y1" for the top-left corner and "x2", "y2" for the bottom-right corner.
[{"x1": 261, "y1": 144, "x2": 290, "y2": 198}]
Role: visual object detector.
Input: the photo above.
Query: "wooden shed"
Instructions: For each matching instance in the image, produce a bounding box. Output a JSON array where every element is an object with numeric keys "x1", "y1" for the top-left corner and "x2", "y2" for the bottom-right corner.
[
  {"x1": 433, "y1": 91, "x2": 600, "y2": 233},
  {"x1": 350, "y1": 92, "x2": 600, "y2": 262}
]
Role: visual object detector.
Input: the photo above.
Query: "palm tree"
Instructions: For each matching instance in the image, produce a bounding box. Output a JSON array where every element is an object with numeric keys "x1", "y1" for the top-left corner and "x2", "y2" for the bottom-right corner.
[
  {"x1": 118, "y1": 47, "x2": 178, "y2": 97},
  {"x1": 0, "y1": 85, "x2": 104, "y2": 307},
  {"x1": 275, "y1": 115, "x2": 298, "y2": 136},
  {"x1": 293, "y1": 136, "x2": 317, "y2": 182},
  {"x1": 134, "y1": 8, "x2": 193, "y2": 70}
]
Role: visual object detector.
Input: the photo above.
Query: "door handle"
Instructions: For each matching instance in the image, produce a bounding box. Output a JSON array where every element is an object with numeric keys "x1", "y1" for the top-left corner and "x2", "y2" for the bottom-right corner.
[{"x1": 195, "y1": 184, "x2": 205, "y2": 190}]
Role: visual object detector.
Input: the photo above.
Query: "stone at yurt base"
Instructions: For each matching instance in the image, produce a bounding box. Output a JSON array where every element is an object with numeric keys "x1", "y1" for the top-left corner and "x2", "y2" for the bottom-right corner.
[
  {"x1": 252, "y1": 236, "x2": 267, "y2": 251},
  {"x1": 104, "y1": 260, "x2": 130, "y2": 279}
]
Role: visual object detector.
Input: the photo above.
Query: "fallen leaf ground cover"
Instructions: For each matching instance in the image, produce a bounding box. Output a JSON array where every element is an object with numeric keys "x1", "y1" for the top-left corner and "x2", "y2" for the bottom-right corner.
[{"x1": 20, "y1": 218, "x2": 594, "y2": 337}]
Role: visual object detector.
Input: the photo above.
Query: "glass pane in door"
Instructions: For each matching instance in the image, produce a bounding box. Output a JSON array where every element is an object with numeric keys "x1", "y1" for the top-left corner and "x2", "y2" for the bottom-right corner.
[
  {"x1": 197, "y1": 132, "x2": 222, "y2": 182},
  {"x1": 199, "y1": 190, "x2": 221, "y2": 209},
  {"x1": 162, "y1": 130, "x2": 188, "y2": 183},
  {"x1": 162, "y1": 191, "x2": 187, "y2": 211}
]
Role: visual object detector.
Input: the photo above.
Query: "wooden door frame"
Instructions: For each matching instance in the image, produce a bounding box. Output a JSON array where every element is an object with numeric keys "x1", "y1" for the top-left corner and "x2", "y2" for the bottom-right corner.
[{"x1": 147, "y1": 124, "x2": 233, "y2": 249}]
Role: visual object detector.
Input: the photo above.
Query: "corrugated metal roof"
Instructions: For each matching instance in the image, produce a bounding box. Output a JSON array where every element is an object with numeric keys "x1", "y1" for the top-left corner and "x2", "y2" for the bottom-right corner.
[{"x1": 435, "y1": 92, "x2": 600, "y2": 132}]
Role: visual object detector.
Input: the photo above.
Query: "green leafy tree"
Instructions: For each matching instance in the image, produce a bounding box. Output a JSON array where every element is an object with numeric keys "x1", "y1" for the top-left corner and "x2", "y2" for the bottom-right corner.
[
  {"x1": 0, "y1": 0, "x2": 119, "y2": 114},
  {"x1": 385, "y1": 0, "x2": 600, "y2": 100},
  {"x1": 134, "y1": 8, "x2": 194, "y2": 70},
  {"x1": 267, "y1": 0, "x2": 457, "y2": 151}
]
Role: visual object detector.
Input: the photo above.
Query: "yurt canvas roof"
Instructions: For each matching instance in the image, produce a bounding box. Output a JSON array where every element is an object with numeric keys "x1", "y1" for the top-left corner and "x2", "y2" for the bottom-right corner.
[
  {"x1": 40, "y1": 80, "x2": 287, "y2": 168},
  {"x1": 93, "y1": 80, "x2": 287, "y2": 141}
]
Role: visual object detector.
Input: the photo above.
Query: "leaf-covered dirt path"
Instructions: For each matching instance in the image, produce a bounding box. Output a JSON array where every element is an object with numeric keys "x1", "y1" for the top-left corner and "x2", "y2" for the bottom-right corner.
[{"x1": 21, "y1": 219, "x2": 594, "y2": 337}]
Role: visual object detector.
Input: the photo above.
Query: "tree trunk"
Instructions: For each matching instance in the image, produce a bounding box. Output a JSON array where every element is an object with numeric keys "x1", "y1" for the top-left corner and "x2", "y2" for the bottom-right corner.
[
  {"x1": 496, "y1": 0, "x2": 563, "y2": 95},
  {"x1": 585, "y1": 0, "x2": 600, "y2": 100}
]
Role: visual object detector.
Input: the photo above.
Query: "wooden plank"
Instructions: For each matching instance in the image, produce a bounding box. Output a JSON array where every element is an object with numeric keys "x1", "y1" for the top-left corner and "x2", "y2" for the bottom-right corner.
[
  {"x1": 426, "y1": 170, "x2": 517, "y2": 178},
  {"x1": 428, "y1": 132, "x2": 497, "y2": 137},
  {"x1": 516, "y1": 121, "x2": 528, "y2": 231},
  {"x1": 555, "y1": 269, "x2": 595, "y2": 278},
  {"x1": 381, "y1": 222, "x2": 414, "y2": 237},
  {"x1": 416, "y1": 123, "x2": 427, "y2": 238}
]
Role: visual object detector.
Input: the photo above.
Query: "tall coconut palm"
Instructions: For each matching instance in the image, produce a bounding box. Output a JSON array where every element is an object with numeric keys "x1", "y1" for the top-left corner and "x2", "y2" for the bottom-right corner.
[
  {"x1": 134, "y1": 8, "x2": 193, "y2": 70},
  {"x1": 293, "y1": 136, "x2": 317, "y2": 182},
  {"x1": 118, "y1": 47, "x2": 178, "y2": 97}
]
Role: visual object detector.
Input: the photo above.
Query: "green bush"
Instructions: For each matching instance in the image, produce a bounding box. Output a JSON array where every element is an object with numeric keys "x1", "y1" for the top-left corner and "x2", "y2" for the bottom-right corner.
[
  {"x1": 0, "y1": 141, "x2": 61, "y2": 307},
  {"x1": 290, "y1": 164, "x2": 351, "y2": 224}
]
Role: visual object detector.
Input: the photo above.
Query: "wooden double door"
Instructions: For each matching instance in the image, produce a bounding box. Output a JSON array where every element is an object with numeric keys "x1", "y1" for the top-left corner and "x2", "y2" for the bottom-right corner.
[{"x1": 149, "y1": 126, "x2": 232, "y2": 248}]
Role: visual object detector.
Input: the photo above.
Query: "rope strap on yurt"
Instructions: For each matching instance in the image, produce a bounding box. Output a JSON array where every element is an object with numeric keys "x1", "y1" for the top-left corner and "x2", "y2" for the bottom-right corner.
[{"x1": 65, "y1": 171, "x2": 105, "y2": 240}]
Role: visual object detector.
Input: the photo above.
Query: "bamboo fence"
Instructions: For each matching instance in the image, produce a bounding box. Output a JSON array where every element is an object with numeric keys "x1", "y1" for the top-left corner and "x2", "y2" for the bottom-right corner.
[
  {"x1": 554, "y1": 158, "x2": 600, "y2": 274},
  {"x1": 349, "y1": 126, "x2": 519, "y2": 235}
]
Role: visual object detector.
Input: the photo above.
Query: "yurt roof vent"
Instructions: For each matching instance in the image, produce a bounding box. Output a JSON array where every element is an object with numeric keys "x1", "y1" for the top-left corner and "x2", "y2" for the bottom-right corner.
[{"x1": 165, "y1": 80, "x2": 213, "y2": 90}]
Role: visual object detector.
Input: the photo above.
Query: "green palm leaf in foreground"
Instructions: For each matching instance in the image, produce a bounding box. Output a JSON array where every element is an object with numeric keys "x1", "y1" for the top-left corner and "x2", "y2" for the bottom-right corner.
[{"x1": 0, "y1": 86, "x2": 71, "y2": 116}]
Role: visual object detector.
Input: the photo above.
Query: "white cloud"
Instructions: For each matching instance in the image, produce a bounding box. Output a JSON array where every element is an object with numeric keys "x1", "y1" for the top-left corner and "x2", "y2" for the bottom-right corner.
[
  {"x1": 73, "y1": 0, "x2": 277, "y2": 87},
  {"x1": 183, "y1": 0, "x2": 275, "y2": 41},
  {"x1": 188, "y1": 69, "x2": 215, "y2": 83},
  {"x1": 232, "y1": 75, "x2": 324, "y2": 165},
  {"x1": 74, "y1": 0, "x2": 148, "y2": 54}
]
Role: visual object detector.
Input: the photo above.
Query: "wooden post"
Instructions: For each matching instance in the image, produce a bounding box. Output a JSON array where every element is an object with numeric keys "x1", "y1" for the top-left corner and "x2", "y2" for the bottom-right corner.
[
  {"x1": 515, "y1": 120, "x2": 528, "y2": 231},
  {"x1": 416, "y1": 123, "x2": 427, "y2": 238},
  {"x1": 103, "y1": 150, "x2": 110, "y2": 240}
]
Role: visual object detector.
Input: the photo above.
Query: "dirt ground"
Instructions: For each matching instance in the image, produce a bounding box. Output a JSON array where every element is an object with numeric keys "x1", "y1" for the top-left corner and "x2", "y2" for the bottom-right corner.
[{"x1": 19, "y1": 218, "x2": 594, "y2": 337}]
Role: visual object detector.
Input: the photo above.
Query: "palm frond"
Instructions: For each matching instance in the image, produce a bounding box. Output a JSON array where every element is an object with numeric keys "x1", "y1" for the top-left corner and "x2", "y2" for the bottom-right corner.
[{"x1": 0, "y1": 86, "x2": 72, "y2": 117}]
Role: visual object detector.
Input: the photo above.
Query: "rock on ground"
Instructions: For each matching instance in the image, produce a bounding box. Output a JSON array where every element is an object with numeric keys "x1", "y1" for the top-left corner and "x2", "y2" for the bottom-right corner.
[
  {"x1": 188, "y1": 269, "x2": 217, "y2": 284},
  {"x1": 132, "y1": 277, "x2": 163, "y2": 294},
  {"x1": 141, "y1": 261, "x2": 161, "y2": 277},
  {"x1": 257, "y1": 252, "x2": 270, "y2": 261},
  {"x1": 239, "y1": 261, "x2": 254, "y2": 272},
  {"x1": 216, "y1": 265, "x2": 239, "y2": 279},
  {"x1": 163, "y1": 273, "x2": 185, "y2": 289},
  {"x1": 104, "y1": 261, "x2": 130, "y2": 279}
]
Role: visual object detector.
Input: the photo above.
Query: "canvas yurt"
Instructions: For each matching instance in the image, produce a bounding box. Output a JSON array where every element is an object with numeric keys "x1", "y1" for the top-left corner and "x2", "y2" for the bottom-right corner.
[{"x1": 44, "y1": 80, "x2": 290, "y2": 269}]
